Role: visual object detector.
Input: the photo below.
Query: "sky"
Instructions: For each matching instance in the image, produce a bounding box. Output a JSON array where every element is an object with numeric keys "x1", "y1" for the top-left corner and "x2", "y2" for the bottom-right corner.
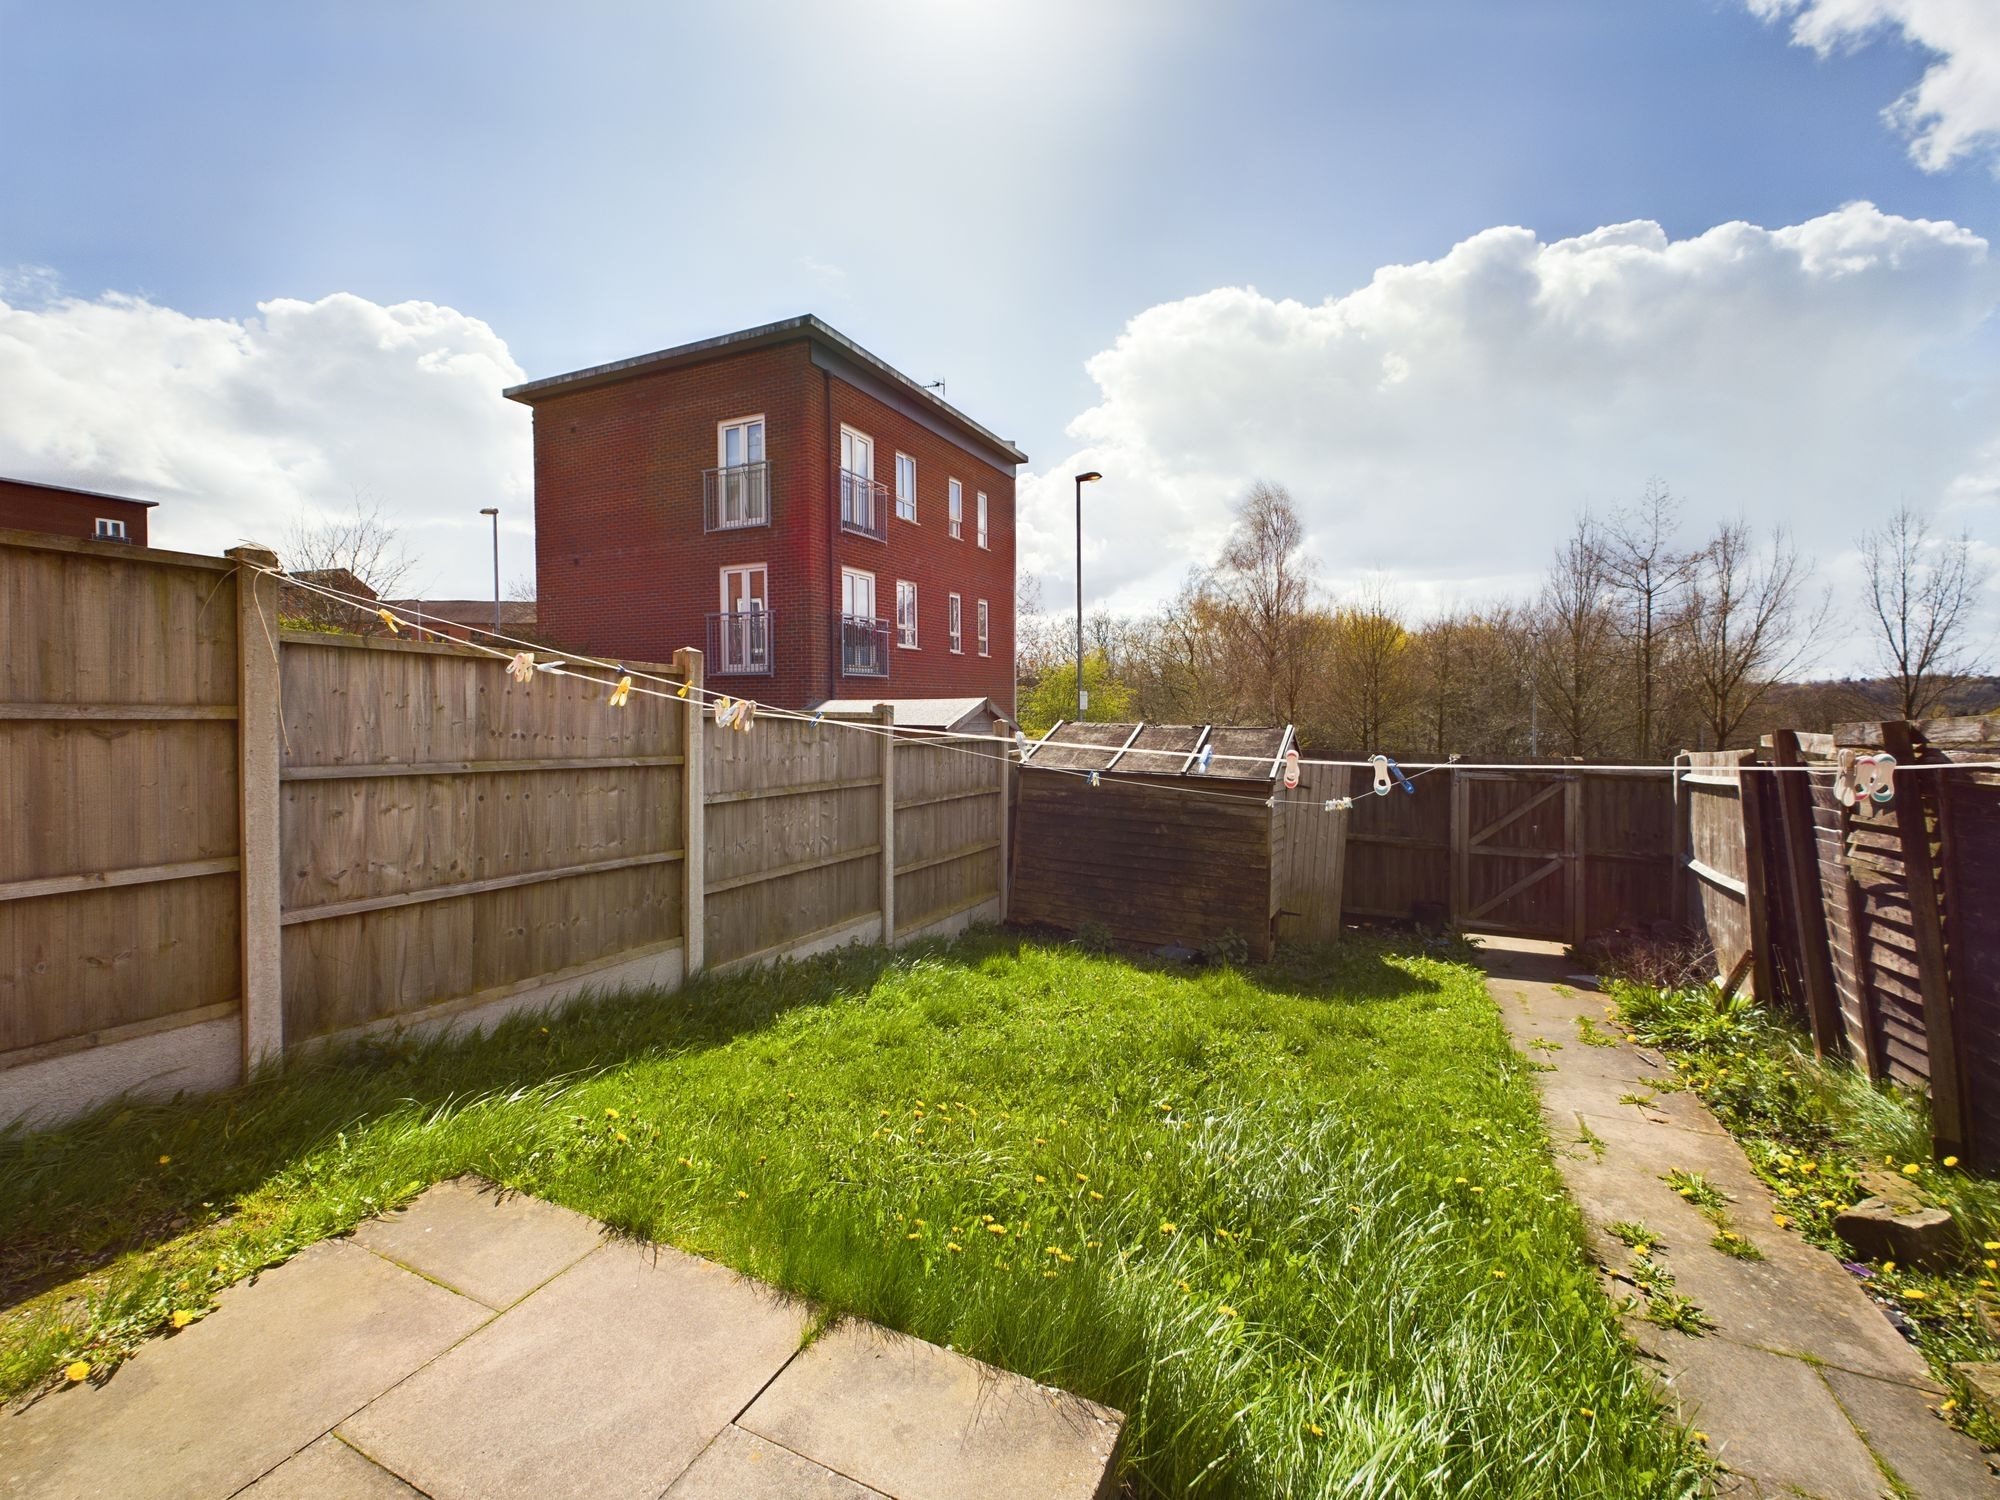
[{"x1": 3, "y1": 0, "x2": 1997, "y2": 670}]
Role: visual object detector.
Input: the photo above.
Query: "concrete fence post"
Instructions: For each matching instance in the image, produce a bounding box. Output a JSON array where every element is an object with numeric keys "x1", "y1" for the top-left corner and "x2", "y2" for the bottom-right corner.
[
  {"x1": 675, "y1": 647, "x2": 705, "y2": 980},
  {"x1": 227, "y1": 545, "x2": 284, "y2": 1075}
]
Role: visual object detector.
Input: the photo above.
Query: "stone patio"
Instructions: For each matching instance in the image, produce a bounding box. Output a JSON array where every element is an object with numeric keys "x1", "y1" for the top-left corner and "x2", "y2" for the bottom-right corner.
[
  {"x1": 0, "y1": 1177, "x2": 1124, "y2": 1500},
  {"x1": 1481, "y1": 936, "x2": 1996, "y2": 1499}
]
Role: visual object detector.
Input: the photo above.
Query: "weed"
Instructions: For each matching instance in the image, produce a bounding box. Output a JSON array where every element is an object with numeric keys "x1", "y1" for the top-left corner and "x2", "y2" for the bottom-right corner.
[
  {"x1": 1606, "y1": 1221, "x2": 1660, "y2": 1254},
  {"x1": 1574, "y1": 1015, "x2": 1618, "y2": 1049},
  {"x1": 1709, "y1": 1230, "x2": 1763, "y2": 1262}
]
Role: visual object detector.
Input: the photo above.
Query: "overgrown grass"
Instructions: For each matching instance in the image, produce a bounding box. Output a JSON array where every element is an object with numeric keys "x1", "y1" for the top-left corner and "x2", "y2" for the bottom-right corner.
[
  {"x1": 1611, "y1": 978, "x2": 2000, "y2": 1448},
  {"x1": 1, "y1": 931, "x2": 1705, "y2": 1497}
]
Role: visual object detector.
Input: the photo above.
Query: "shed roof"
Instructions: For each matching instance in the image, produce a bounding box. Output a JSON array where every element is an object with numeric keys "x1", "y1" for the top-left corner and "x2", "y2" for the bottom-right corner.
[
  {"x1": 811, "y1": 697, "x2": 1014, "y2": 733},
  {"x1": 1020, "y1": 722, "x2": 1294, "y2": 782}
]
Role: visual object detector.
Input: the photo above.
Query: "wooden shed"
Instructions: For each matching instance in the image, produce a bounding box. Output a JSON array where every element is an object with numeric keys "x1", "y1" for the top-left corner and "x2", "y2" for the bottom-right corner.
[{"x1": 1009, "y1": 722, "x2": 1295, "y2": 961}]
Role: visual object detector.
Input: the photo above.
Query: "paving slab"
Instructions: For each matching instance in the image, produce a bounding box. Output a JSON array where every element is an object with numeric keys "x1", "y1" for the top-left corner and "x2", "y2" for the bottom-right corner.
[
  {"x1": 740, "y1": 1320, "x2": 1123, "y2": 1500},
  {"x1": 348, "y1": 1175, "x2": 604, "y2": 1309},
  {"x1": 236, "y1": 1434, "x2": 426, "y2": 1498},
  {"x1": 1821, "y1": 1366, "x2": 1999, "y2": 1495},
  {"x1": 1644, "y1": 1327, "x2": 1887, "y2": 1499},
  {"x1": 664, "y1": 1425, "x2": 890, "y2": 1499},
  {"x1": 1480, "y1": 935, "x2": 1993, "y2": 1498},
  {"x1": 341, "y1": 1240, "x2": 811, "y2": 1500},
  {"x1": 0, "y1": 1240, "x2": 486, "y2": 1500}
]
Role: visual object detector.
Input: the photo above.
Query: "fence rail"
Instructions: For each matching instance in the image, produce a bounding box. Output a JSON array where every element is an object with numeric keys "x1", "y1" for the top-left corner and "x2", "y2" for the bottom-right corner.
[{"x1": 1, "y1": 530, "x2": 1004, "y2": 1126}]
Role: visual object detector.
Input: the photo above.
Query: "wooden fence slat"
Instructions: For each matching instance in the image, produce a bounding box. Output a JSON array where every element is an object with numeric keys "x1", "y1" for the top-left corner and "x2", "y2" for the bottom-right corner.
[{"x1": 1772, "y1": 730, "x2": 1843, "y2": 1058}]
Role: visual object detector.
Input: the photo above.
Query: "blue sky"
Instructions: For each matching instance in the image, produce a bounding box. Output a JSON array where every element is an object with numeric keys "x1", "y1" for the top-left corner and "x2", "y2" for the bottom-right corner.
[{"x1": 3, "y1": 0, "x2": 1996, "y2": 662}]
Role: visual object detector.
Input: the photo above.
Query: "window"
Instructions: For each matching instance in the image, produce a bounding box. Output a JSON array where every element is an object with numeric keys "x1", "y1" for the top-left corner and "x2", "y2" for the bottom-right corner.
[
  {"x1": 716, "y1": 564, "x2": 770, "y2": 674},
  {"x1": 842, "y1": 567, "x2": 876, "y2": 621},
  {"x1": 947, "y1": 478, "x2": 963, "y2": 539},
  {"x1": 976, "y1": 491, "x2": 989, "y2": 549},
  {"x1": 709, "y1": 416, "x2": 768, "y2": 530},
  {"x1": 94, "y1": 517, "x2": 127, "y2": 541},
  {"x1": 894, "y1": 453, "x2": 916, "y2": 523},
  {"x1": 895, "y1": 580, "x2": 919, "y2": 647},
  {"x1": 840, "y1": 426, "x2": 883, "y2": 539},
  {"x1": 977, "y1": 598, "x2": 990, "y2": 656},
  {"x1": 947, "y1": 593, "x2": 963, "y2": 653}
]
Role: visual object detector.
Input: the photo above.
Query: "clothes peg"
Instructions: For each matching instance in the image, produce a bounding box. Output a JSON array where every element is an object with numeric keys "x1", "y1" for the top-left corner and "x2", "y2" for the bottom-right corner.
[
  {"x1": 1371, "y1": 755, "x2": 1392, "y2": 796},
  {"x1": 1283, "y1": 749, "x2": 1300, "y2": 790},
  {"x1": 712, "y1": 694, "x2": 734, "y2": 725},
  {"x1": 1195, "y1": 745, "x2": 1214, "y2": 775},
  {"x1": 734, "y1": 699, "x2": 757, "y2": 733},
  {"x1": 376, "y1": 608, "x2": 402, "y2": 636},
  {"x1": 1087, "y1": 770, "x2": 1101, "y2": 788},
  {"x1": 1324, "y1": 797, "x2": 1354, "y2": 812},
  {"x1": 676, "y1": 680, "x2": 691, "y2": 699},
  {"x1": 535, "y1": 658, "x2": 567, "y2": 674},
  {"x1": 1833, "y1": 748, "x2": 1860, "y2": 808},
  {"x1": 507, "y1": 652, "x2": 535, "y2": 684},
  {"x1": 607, "y1": 674, "x2": 633, "y2": 708},
  {"x1": 1385, "y1": 758, "x2": 1416, "y2": 794},
  {"x1": 1856, "y1": 753, "x2": 1895, "y2": 806}
]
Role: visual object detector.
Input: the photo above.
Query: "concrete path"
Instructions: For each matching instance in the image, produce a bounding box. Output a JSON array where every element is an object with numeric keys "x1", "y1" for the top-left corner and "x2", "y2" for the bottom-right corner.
[
  {"x1": 0, "y1": 1178, "x2": 1123, "y2": 1500},
  {"x1": 1481, "y1": 936, "x2": 1995, "y2": 1499}
]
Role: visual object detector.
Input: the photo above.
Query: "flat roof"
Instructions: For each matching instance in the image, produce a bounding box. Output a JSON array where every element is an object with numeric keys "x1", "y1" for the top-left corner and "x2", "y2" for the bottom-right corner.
[
  {"x1": 1020, "y1": 722, "x2": 1296, "y2": 782},
  {"x1": 0, "y1": 474, "x2": 159, "y2": 507},
  {"x1": 501, "y1": 314, "x2": 1028, "y2": 467}
]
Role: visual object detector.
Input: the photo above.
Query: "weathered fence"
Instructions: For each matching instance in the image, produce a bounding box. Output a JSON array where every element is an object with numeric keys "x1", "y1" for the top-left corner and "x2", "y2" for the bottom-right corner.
[
  {"x1": 1, "y1": 530, "x2": 1003, "y2": 1126},
  {"x1": 1337, "y1": 765, "x2": 1680, "y2": 943},
  {"x1": 1685, "y1": 718, "x2": 2000, "y2": 1168}
]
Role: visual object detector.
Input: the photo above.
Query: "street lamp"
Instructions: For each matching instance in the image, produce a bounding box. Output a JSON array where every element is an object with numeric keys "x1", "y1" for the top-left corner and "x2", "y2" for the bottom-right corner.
[
  {"x1": 1073, "y1": 472, "x2": 1101, "y2": 720},
  {"x1": 479, "y1": 508, "x2": 500, "y2": 639}
]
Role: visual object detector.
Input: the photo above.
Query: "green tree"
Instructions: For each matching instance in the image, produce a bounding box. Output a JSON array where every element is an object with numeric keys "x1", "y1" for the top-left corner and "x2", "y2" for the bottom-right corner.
[{"x1": 1017, "y1": 651, "x2": 1134, "y2": 736}]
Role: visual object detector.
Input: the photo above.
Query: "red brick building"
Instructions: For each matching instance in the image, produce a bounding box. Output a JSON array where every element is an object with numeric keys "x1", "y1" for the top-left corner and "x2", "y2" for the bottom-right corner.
[
  {"x1": 505, "y1": 316, "x2": 1025, "y2": 713},
  {"x1": 0, "y1": 476, "x2": 155, "y2": 545}
]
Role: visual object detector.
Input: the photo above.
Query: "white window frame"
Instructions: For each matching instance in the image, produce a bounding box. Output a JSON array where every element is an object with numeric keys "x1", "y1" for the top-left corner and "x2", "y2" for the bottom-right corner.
[
  {"x1": 977, "y1": 598, "x2": 990, "y2": 656},
  {"x1": 841, "y1": 566, "x2": 876, "y2": 620},
  {"x1": 976, "y1": 491, "x2": 989, "y2": 549},
  {"x1": 894, "y1": 452, "x2": 917, "y2": 523},
  {"x1": 94, "y1": 517, "x2": 127, "y2": 540},
  {"x1": 719, "y1": 563, "x2": 768, "y2": 614},
  {"x1": 947, "y1": 478, "x2": 963, "y2": 539},
  {"x1": 895, "y1": 580, "x2": 919, "y2": 648},
  {"x1": 717, "y1": 414, "x2": 765, "y2": 467},
  {"x1": 947, "y1": 592, "x2": 963, "y2": 654}
]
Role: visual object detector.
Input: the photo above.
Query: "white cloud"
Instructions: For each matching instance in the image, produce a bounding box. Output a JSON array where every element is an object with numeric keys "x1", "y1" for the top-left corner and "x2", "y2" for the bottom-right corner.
[
  {"x1": 1020, "y1": 204, "x2": 2000, "y2": 662},
  {"x1": 1747, "y1": 0, "x2": 2000, "y2": 172},
  {"x1": 0, "y1": 285, "x2": 531, "y2": 596}
]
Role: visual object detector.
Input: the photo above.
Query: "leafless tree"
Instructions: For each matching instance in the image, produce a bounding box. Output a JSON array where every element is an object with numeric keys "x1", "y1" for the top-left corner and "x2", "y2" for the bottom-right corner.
[
  {"x1": 1678, "y1": 521, "x2": 1825, "y2": 748},
  {"x1": 1601, "y1": 480, "x2": 1696, "y2": 759},
  {"x1": 1528, "y1": 515, "x2": 1623, "y2": 758},
  {"x1": 278, "y1": 498, "x2": 418, "y2": 629},
  {"x1": 1209, "y1": 480, "x2": 1320, "y2": 725},
  {"x1": 1859, "y1": 503, "x2": 1990, "y2": 720}
]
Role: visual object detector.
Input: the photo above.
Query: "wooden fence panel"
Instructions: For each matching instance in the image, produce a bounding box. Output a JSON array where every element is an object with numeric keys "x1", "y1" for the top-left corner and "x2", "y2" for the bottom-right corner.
[
  {"x1": 704, "y1": 716, "x2": 885, "y2": 967},
  {"x1": 0, "y1": 534, "x2": 244, "y2": 1060},
  {"x1": 1276, "y1": 763, "x2": 1352, "y2": 943},
  {"x1": 276, "y1": 635, "x2": 688, "y2": 1042},
  {"x1": 1684, "y1": 752, "x2": 1758, "y2": 994},
  {"x1": 1944, "y1": 768, "x2": 2000, "y2": 1167},
  {"x1": 1579, "y1": 772, "x2": 1681, "y2": 936},
  {"x1": 1342, "y1": 769, "x2": 1453, "y2": 923},
  {"x1": 893, "y1": 738, "x2": 1002, "y2": 938}
]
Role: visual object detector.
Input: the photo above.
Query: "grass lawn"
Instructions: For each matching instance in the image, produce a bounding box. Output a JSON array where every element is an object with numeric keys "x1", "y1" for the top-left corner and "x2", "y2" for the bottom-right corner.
[{"x1": 1, "y1": 930, "x2": 1703, "y2": 1497}]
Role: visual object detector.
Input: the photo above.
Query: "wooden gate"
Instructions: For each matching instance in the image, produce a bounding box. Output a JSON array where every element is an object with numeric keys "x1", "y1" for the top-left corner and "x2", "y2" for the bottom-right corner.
[{"x1": 1451, "y1": 771, "x2": 1579, "y2": 941}]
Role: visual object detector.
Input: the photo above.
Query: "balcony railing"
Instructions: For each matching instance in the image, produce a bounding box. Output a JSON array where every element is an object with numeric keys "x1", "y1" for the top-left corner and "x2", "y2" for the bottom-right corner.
[
  {"x1": 708, "y1": 609, "x2": 774, "y2": 676},
  {"x1": 838, "y1": 467, "x2": 889, "y2": 541},
  {"x1": 836, "y1": 613, "x2": 890, "y2": 677},
  {"x1": 704, "y1": 461, "x2": 770, "y2": 531}
]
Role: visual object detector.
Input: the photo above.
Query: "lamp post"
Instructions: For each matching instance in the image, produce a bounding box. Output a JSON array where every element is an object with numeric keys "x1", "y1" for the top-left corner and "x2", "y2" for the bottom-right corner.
[
  {"x1": 479, "y1": 507, "x2": 500, "y2": 639},
  {"x1": 1073, "y1": 471, "x2": 1101, "y2": 720}
]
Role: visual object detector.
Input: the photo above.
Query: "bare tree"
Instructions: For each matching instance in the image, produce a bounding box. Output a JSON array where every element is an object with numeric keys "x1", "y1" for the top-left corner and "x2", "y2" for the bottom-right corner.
[
  {"x1": 1600, "y1": 480, "x2": 1696, "y2": 759},
  {"x1": 1209, "y1": 480, "x2": 1320, "y2": 725},
  {"x1": 1678, "y1": 521, "x2": 1825, "y2": 748},
  {"x1": 1528, "y1": 515, "x2": 1623, "y2": 758},
  {"x1": 1859, "y1": 503, "x2": 1990, "y2": 720},
  {"x1": 278, "y1": 499, "x2": 418, "y2": 630}
]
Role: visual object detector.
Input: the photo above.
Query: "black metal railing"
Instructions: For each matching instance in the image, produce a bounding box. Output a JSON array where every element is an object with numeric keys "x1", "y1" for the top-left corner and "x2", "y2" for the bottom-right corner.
[
  {"x1": 708, "y1": 609, "x2": 774, "y2": 675},
  {"x1": 836, "y1": 613, "x2": 890, "y2": 677},
  {"x1": 703, "y1": 461, "x2": 770, "y2": 531},
  {"x1": 838, "y1": 467, "x2": 889, "y2": 541}
]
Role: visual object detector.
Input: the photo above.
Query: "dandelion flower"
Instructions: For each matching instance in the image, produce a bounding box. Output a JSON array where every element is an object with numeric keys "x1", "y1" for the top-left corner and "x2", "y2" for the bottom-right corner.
[
  {"x1": 1454, "y1": 1176, "x2": 1469, "y2": 1186},
  {"x1": 1076, "y1": 1173, "x2": 1089, "y2": 1183},
  {"x1": 1904, "y1": 1288, "x2": 1928, "y2": 1301},
  {"x1": 987, "y1": 1223, "x2": 1008, "y2": 1235},
  {"x1": 1089, "y1": 1190, "x2": 1104, "y2": 1201},
  {"x1": 1086, "y1": 1240, "x2": 1101, "y2": 1250},
  {"x1": 906, "y1": 1232, "x2": 921, "y2": 1241},
  {"x1": 1942, "y1": 1398, "x2": 1959, "y2": 1413},
  {"x1": 171, "y1": 1310, "x2": 194, "y2": 1329},
  {"x1": 157, "y1": 1155, "x2": 171, "y2": 1166},
  {"x1": 1306, "y1": 1422, "x2": 1325, "y2": 1438},
  {"x1": 1217, "y1": 1305, "x2": 1237, "y2": 1319},
  {"x1": 605, "y1": 1108, "x2": 619, "y2": 1119},
  {"x1": 1044, "y1": 1269, "x2": 1060, "y2": 1278},
  {"x1": 1159, "y1": 1221, "x2": 1177, "y2": 1235},
  {"x1": 1944, "y1": 1156, "x2": 1960, "y2": 1168},
  {"x1": 1691, "y1": 1431, "x2": 1709, "y2": 1445},
  {"x1": 614, "y1": 1132, "x2": 628, "y2": 1143},
  {"x1": 1035, "y1": 1175, "x2": 1046, "y2": 1185},
  {"x1": 1177, "y1": 1279, "x2": 1192, "y2": 1292},
  {"x1": 1580, "y1": 1408, "x2": 1595, "y2": 1420},
  {"x1": 1491, "y1": 1268, "x2": 1508, "y2": 1279},
  {"x1": 946, "y1": 1243, "x2": 963, "y2": 1253},
  {"x1": 736, "y1": 1190, "x2": 750, "y2": 1200},
  {"x1": 65, "y1": 1362, "x2": 90, "y2": 1382}
]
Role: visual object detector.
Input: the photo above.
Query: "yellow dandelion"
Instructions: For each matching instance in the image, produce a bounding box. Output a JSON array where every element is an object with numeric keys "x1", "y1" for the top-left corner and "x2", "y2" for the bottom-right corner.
[
  {"x1": 987, "y1": 1223, "x2": 1008, "y2": 1235},
  {"x1": 604, "y1": 1107, "x2": 619, "y2": 1119},
  {"x1": 1046, "y1": 1246, "x2": 1064, "y2": 1257},
  {"x1": 1691, "y1": 1431, "x2": 1709, "y2": 1445},
  {"x1": 1469, "y1": 1187, "x2": 1484, "y2": 1196},
  {"x1": 1942, "y1": 1398, "x2": 1959, "y2": 1413},
  {"x1": 981, "y1": 1213, "x2": 995, "y2": 1223},
  {"x1": 614, "y1": 1132, "x2": 628, "y2": 1143},
  {"x1": 1086, "y1": 1240, "x2": 1101, "y2": 1249},
  {"x1": 1044, "y1": 1269, "x2": 1060, "y2": 1278},
  {"x1": 1944, "y1": 1156, "x2": 1960, "y2": 1168},
  {"x1": 171, "y1": 1310, "x2": 194, "y2": 1329},
  {"x1": 736, "y1": 1190, "x2": 750, "y2": 1200},
  {"x1": 1217, "y1": 1305, "x2": 1238, "y2": 1319},
  {"x1": 914, "y1": 1218, "x2": 926, "y2": 1227},
  {"x1": 1491, "y1": 1268, "x2": 1508, "y2": 1279},
  {"x1": 1035, "y1": 1175, "x2": 1047, "y2": 1184},
  {"x1": 1306, "y1": 1422, "x2": 1325, "y2": 1438},
  {"x1": 946, "y1": 1242, "x2": 963, "y2": 1253},
  {"x1": 1089, "y1": 1190, "x2": 1104, "y2": 1201},
  {"x1": 65, "y1": 1361, "x2": 90, "y2": 1383},
  {"x1": 1884, "y1": 1261, "x2": 1898, "y2": 1274},
  {"x1": 1580, "y1": 1407, "x2": 1595, "y2": 1420},
  {"x1": 1454, "y1": 1176, "x2": 1469, "y2": 1186},
  {"x1": 1772, "y1": 1213, "x2": 1791, "y2": 1228},
  {"x1": 1985, "y1": 1241, "x2": 2000, "y2": 1252},
  {"x1": 1159, "y1": 1220, "x2": 1177, "y2": 1235},
  {"x1": 1076, "y1": 1173, "x2": 1089, "y2": 1183},
  {"x1": 157, "y1": 1154, "x2": 171, "y2": 1166},
  {"x1": 1903, "y1": 1288, "x2": 1928, "y2": 1301},
  {"x1": 1177, "y1": 1279, "x2": 1192, "y2": 1292},
  {"x1": 906, "y1": 1232, "x2": 922, "y2": 1241}
]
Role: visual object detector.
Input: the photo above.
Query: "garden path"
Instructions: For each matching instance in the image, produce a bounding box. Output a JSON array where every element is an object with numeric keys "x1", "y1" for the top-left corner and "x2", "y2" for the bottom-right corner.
[
  {"x1": 1482, "y1": 936, "x2": 1993, "y2": 1499},
  {"x1": 0, "y1": 1177, "x2": 1122, "y2": 1500}
]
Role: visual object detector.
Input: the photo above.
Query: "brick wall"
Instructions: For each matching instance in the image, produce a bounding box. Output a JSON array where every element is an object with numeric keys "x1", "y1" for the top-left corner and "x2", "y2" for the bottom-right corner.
[
  {"x1": 529, "y1": 336, "x2": 1016, "y2": 712},
  {"x1": 0, "y1": 480, "x2": 151, "y2": 545}
]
